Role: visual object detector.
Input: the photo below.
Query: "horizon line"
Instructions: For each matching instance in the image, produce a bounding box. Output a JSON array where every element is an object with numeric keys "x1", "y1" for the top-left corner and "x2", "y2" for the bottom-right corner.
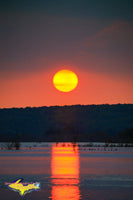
[{"x1": 0, "y1": 103, "x2": 133, "y2": 110}]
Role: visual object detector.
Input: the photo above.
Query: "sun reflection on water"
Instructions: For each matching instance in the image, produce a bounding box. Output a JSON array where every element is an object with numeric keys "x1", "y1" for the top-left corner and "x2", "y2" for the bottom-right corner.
[{"x1": 51, "y1": 144, "x2": 80, "y2": 200}]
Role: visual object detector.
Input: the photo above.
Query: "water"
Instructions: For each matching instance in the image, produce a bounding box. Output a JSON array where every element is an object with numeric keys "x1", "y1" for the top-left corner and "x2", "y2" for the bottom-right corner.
[{"x1": 0, "y1": 143, "x2": 133, "y2": 200}]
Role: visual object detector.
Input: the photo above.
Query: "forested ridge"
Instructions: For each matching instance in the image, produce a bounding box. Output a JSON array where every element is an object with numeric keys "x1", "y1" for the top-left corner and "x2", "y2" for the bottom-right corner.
[{"x1": 0, "y1": 104, "x2": 133, "y2": 142}]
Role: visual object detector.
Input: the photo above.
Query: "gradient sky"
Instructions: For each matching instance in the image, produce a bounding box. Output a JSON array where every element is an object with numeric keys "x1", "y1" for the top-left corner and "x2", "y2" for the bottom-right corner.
[{"x1": 0, "y1": 0, "x2": 133, "y2": 108}]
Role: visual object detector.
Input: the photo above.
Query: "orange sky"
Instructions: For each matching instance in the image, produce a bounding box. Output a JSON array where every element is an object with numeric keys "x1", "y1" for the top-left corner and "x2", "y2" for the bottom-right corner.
[
  {"x1": 0, "y1": 67, "x2": 132, "y2": 108},
  {"x1": 0, "y1": 1, "x2": 133, "y2": 108}
]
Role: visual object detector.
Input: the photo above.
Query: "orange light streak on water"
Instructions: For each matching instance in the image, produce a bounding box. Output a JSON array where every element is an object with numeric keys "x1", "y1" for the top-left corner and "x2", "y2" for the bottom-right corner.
[{"x1": 51, "y1": 145, "x2": 80, "y2": 200}]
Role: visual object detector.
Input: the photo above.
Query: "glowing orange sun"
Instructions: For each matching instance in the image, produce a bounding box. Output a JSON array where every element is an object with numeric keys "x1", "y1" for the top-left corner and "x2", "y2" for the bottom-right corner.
[{"x1": 53, "y1": 69, "x2": 78, "y2": 92}]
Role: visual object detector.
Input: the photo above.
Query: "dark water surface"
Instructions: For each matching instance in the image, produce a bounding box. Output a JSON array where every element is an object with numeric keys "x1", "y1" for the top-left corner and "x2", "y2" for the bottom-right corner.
[{"x1": 0, "y1": 143, "x2": 133, "y2": 200}]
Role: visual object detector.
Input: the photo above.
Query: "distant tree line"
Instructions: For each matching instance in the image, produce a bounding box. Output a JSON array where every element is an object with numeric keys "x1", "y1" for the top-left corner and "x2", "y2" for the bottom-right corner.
[{"x1": 0, "y1": 104, "x2": 133, "y2": 143}]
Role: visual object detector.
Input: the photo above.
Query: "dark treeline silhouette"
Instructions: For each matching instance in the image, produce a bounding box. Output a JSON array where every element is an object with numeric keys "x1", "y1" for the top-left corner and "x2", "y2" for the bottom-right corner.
[{"x1": 0, "y1": 104, "x2": 133, "y2": 142}]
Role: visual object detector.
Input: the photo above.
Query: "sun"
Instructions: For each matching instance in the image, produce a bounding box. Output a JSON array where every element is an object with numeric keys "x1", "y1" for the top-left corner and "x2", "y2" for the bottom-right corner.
[{"x1": 53, "y1": 69, "x2": 78, "y2": 92}]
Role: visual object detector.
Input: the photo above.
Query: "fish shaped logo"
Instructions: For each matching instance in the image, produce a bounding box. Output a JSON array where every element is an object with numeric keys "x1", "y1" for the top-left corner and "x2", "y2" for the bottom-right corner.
[{"x1": 7, "y1": 179, "x2": 40, "y2": 196}]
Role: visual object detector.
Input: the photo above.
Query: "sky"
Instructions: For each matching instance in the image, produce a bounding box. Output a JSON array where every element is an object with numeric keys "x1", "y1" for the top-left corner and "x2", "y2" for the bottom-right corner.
[{"x1": 0, "y1": 0, "x2": 133, "y2": 108}]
